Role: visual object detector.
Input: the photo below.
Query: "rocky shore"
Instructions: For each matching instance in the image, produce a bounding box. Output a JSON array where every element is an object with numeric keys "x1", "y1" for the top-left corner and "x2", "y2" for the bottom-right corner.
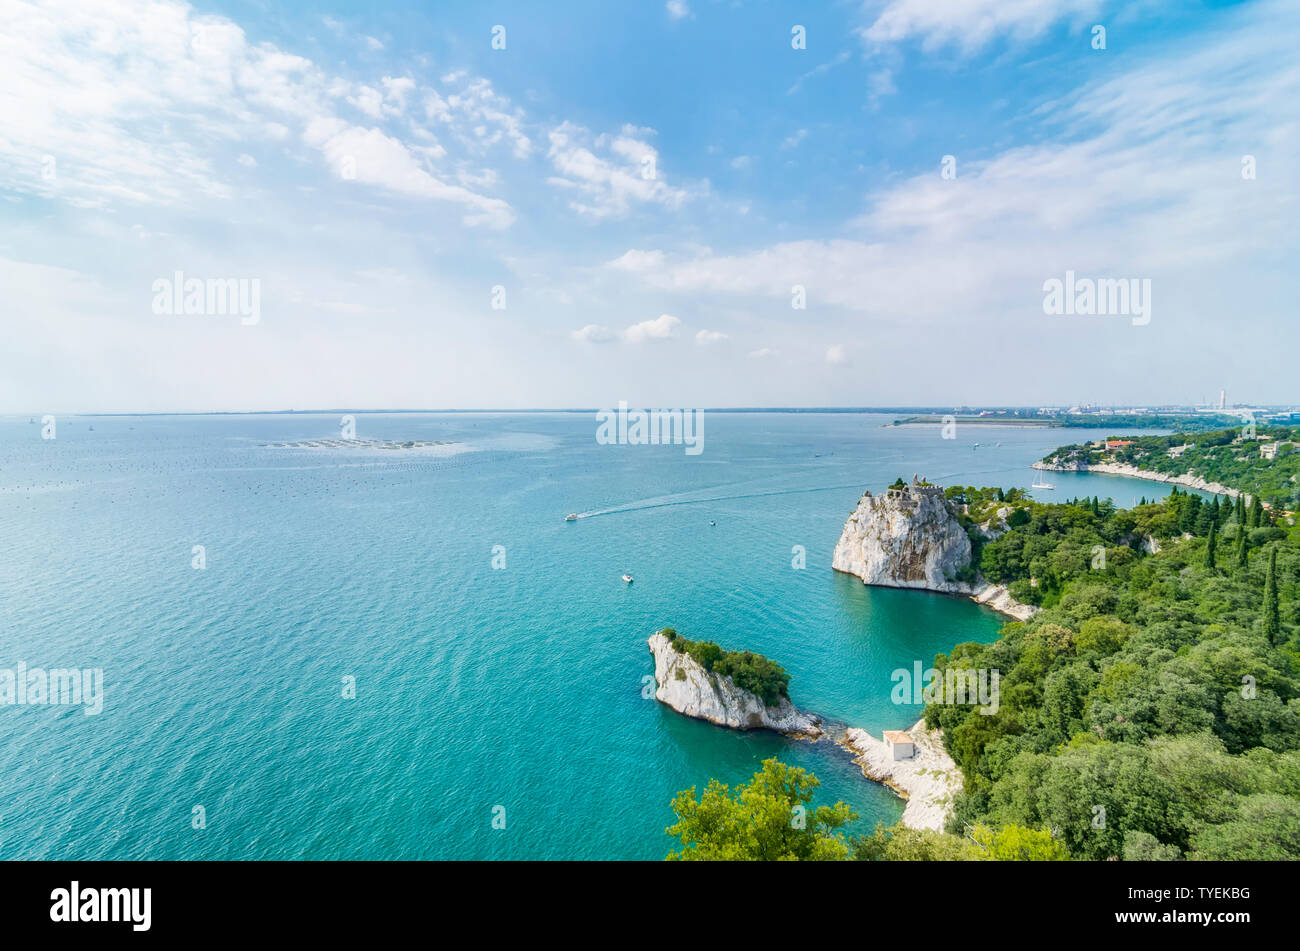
[
  {"x1": 1032, "y1": 459, "x2": 1244, "y2": 500},
  {"x1": 649, "y1": 629, "x2": 972, "y2": 829},
  {"x1": 838, "y1": 718, "x2": 962, "y2": 832}
]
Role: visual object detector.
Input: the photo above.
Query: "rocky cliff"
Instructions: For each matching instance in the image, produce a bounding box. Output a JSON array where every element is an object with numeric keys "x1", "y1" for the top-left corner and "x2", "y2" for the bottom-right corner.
[
  {"x1": 832, "y1": 477, "x2": 1037, "y2": 621},
  {"x1": 832, "y1": 478, "x2": 973, "y2": 592},
  {"x1": 647, "y1": 632, "x2": 823, "y2": 738}
]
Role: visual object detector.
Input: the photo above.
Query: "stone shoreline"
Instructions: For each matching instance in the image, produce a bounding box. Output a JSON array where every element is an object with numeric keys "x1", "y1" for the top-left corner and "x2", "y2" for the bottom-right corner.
[
  {"x1": 837, "y1": 718, "x2": 961, "y2": 832},
  {"x1": 648, "y1": 631, "x2": 966, "y2": 830},
  {"x1": 1032, "y1": 459, "x2": 1245, "y2": 500}
]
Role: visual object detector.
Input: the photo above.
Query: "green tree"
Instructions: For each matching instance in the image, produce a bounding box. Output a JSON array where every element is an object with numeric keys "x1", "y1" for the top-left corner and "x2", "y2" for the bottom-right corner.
[
  {"x1": 968, "y1": 823, "x2": 1071, "y2": 861},
  {"x1": 1263, "y1": 546, "x2": 1280, "y2": 645},
  {"x1": 665, "y1": 759, "x2": 857, "y2": 861},
  {"x1": 1236, "y1": 525, "x2": 1249, "y2": 568},
  {"x1": 1204, "y1": 521, "x2": 1217, "y2": 571}
]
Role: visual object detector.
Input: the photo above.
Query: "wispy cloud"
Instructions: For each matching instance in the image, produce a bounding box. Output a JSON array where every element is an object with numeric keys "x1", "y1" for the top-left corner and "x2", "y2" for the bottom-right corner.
[
  {"x1": 0, "y1": 0, "x2": 518, "y2": 227},
  {"x1": 860, "y1": 0, "x2": 1107, "y2": 54},
  {"x1": 546, "y1": 122, "x2": 695, "y2": 219}
]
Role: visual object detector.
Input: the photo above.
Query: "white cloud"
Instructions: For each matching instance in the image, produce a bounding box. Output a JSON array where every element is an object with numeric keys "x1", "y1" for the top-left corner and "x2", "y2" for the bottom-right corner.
[
  {"x1": 787, "y1": 51, "x2": 850, "y2": 95},
  {"x1": 666, "y1": 1, "x2": 692, "y2": 21},
  {"x1": 624, "y1": 314, "x2": 681, "y2": 343},
  {"x1": 0, "y1": 0, "x2": 515, "y2": 226},
  {"x1": 348, "y1": 85, "x2": 386, "y2": 119},
  {"x1": 781, "y1": 129, "x2": 808, "y2": 150},
  {"x1": 303, "y1": 118, "x2": 515, "y2": 228},
  {"x1": 861, "y1": 0, "x2": 1106, "y2": 54},
  {"x1": 867, "y1": 68, "x2": 896, "y2": 106},
  {"x1": 748, "y1": 348, "x2": 776, "y2": 359},
  {"x1": 546, "y1": 122, "x2": 693, "y2": 219},
  {"x1": 609, "y1": 5, "x2": 1300, "y2": 327},
  {"x1": 729, "y1": 155, "x2": 752, "y2": 170},
  {"x1": 430, "y1": 75, "x2": 533, "y2": 159},
  {"x1": 571, "y1": 324, "x2": 617, "y2": 343},
  {"x1": 606, "y1": 249, "x2": 666, "y2": 271},
  {"x1": 236, "y1": 153, "x2": 257, "y2": 167},
  {"x1": 695, "y1": 329, "x2": 728, "y2": 344},
  {"x1": 825, "y1": 345, "x2": 847, "y2": 365}
]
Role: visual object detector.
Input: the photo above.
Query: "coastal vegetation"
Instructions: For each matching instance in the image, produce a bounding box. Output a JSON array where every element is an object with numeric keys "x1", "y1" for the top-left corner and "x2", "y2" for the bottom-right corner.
[
  {"x1": 892, "y1": 412, "x2": 1243, "y2": 431},
  {"x1": 659, "y1": 628, "x2": 791, "y2": 706},
  {"x1": 665, "y1": 441, "x2": 1300, "y2": 860},
  {"x1": 665, "y1": 759, "x2": 1070, "y2": 860},
  {"x1": 1040, "y1": 425, "x2": 1300, "y2": 511},
  {"x1": 665, "y1": 760, "x2": 857, "y2": 860},
  {"x1": 925, "y1": 486, "x2": 1299, "y2": 860}
]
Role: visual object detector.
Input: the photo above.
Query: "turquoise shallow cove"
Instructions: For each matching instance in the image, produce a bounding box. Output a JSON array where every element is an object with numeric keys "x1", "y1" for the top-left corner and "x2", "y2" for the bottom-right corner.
[{"x1": 0, "y1": 413, "x2": 1183, "y2": 859}]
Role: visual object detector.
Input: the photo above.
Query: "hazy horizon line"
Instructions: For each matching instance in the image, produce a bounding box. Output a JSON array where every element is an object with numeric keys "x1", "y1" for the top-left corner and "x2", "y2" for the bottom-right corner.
[{"x1": 7, "y1": 405, "x2": 1290, "y2": 419}]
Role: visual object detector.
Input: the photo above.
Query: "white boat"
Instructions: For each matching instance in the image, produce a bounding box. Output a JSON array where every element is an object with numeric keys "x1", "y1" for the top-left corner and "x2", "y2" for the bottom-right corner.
[
  {"x1": 1031, "y1": 478, "x2": 1055, "y2": 490},
  {"x1": 622, "y1": 574, "x2": 633, "y2": 584},
  {"x1": 565, "y1": 513, "x2": 578, "y2": 521}
]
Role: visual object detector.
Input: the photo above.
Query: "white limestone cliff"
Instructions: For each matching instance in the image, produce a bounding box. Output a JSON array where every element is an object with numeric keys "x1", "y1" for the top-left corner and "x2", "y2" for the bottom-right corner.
[
  {"x1": 647, "y1": 632, "x2": 823, "y2": 738},
  {"x1": 832, "y1": 477, "x2": 1038, "y2": 621}
]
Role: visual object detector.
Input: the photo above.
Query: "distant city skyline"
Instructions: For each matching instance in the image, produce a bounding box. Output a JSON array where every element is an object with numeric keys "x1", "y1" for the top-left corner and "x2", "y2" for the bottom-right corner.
[{"x1": 2, "y1": 0, "x2": 1298, "y2": 413}]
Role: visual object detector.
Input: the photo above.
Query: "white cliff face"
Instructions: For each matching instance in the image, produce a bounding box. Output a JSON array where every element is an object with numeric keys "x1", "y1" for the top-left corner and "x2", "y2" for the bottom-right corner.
[
  {"x1": 647, "y1": 632, "x2": 823, "y2": 738},
  {"x1": 832, "y1": 481, "x2": 1038, "y2": 621},
  {"x1": 832, "y1": 484, "x2": 974, "y2": 593}
]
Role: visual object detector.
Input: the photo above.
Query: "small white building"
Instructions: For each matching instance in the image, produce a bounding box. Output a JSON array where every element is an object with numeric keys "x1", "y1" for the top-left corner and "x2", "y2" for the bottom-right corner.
[{"x1": 883, "y1": 729, "x2": 915, "y2": 761}]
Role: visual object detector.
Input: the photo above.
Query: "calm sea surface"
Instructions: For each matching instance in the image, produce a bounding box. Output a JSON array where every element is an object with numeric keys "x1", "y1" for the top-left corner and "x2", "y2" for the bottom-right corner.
[{"x1": 0, "y1": 412, "x2": 1192, "y2": 859}]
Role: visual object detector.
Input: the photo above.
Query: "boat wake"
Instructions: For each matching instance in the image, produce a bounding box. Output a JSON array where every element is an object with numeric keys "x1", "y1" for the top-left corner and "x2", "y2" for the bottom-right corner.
[{"x1": 568, "y1": 481, "x2": 868, "y2": 520}]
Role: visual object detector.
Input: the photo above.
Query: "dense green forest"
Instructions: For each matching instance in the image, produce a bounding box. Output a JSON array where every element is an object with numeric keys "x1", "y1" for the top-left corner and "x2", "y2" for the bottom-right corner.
[
  {"x1": 1041, "y1": 425, "x2": 1300, "y2": 510},
  {"x1": 665, "y1": 468, "x2": 1300, "y2": 860},
  {"x1": 659, "y1": 628, "x2": 791, "y2": 706}
]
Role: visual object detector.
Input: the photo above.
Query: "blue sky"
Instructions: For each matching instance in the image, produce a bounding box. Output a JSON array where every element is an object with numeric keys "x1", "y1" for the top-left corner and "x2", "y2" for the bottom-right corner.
[{"x1": 1, "y1": 0, "x2": 1296, "y2": 411}]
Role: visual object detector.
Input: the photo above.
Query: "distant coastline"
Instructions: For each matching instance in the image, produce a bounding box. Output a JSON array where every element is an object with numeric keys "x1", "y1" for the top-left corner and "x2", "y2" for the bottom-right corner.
[{"x1": 1032, "y1": 459, "x2": 1243, "y2": 499}]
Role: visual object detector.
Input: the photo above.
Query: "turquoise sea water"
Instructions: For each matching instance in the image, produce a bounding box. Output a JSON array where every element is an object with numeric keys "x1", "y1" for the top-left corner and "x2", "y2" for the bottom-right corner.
[{"x1": 0, "y1": 413, "x2": 1200, "y2": 859}]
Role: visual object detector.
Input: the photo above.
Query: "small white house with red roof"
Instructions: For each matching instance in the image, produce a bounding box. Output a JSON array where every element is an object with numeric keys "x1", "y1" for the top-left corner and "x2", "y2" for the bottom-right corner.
[{"x1": 882, "y1": 729, "x2": 915, "y2": 761}]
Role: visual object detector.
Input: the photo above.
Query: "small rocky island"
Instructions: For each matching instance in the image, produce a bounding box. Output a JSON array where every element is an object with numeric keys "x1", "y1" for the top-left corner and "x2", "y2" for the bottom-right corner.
[
  {"x1": 832, "y1": 476, "x2": 1037, "y2": 620},
  {"x1": 647, "y1": 629, "x2": 823, "y2": 738}
]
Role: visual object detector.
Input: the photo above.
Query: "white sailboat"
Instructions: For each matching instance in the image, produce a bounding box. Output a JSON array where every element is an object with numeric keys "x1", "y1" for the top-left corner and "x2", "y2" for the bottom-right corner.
[{"x1": 1030, "y1": 468, "x2": 1055, "y2": 490}]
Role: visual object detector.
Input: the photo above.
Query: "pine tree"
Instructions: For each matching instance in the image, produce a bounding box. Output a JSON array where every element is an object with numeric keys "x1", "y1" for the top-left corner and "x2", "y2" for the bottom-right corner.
[
  {"x1": 1237, "y1": 526, "x2": 1249, "y2": 568},
  {"x1": 1263, "y1": 546, "x2": 1280, "y2": 645},
  {"x1": 1139, "y1": 496, "x2": 1147, "y2": 506},
  {"x1": 1235, "y1": 494, "x2": 1246, "y2": 523},
  {"x1": 1205, "y1": 521, "x2": 1217, "y2": 570},
  {"x1": 1250, "y1": 496, "x2": 1263, "y2": 528}
]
